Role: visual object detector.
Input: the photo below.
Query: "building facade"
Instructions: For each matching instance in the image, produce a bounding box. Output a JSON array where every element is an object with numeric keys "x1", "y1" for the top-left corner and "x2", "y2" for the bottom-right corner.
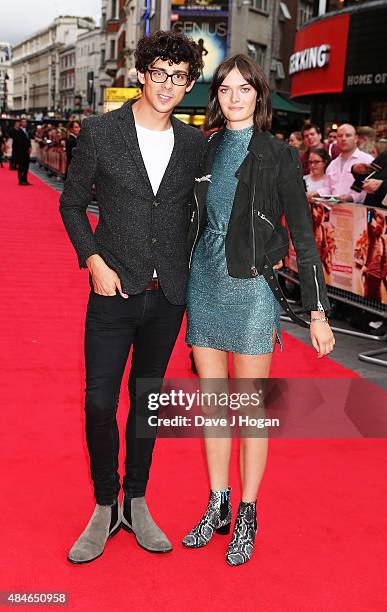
[
  {"x1": 59, "y1": 45, "x2": 76, "y2": 114},
  {"x1": 12, "y1": 17, "x2": 95, "y2": 115},
  {"x1": 290, "y1": 0, "x2": 387, "y2": 136},
  {"x1": 0, "y1": 42, "x2": 13, "y2": 113},
  {"x1": 75, "y1": 29, "x2": 102, "y2": 113}
]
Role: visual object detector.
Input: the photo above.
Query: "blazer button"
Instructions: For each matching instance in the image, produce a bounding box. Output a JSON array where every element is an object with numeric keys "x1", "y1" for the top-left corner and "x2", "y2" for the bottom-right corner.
[
  {"x1": 153, "y1": 201, "x2": 159, "y2": 207},
  {"x1": 152, "y1": 237, "x2": 157, "y2": 244}
]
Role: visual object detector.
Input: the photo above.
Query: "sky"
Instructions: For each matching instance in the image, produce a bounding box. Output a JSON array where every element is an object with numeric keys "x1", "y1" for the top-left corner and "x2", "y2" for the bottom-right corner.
[{"x1": 0, "y1": 0, "x2": 102, "y2": 45}]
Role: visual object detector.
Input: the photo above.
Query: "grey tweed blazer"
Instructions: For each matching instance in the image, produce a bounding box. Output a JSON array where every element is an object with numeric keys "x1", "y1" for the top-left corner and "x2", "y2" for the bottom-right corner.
[{"x1": 59, "y1": 99, "x2": 205, "y2": 305}]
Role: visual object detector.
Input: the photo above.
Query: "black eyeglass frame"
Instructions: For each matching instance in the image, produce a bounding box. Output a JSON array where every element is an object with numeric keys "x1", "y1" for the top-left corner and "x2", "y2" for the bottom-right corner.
[{"x1": 147, "y1": 68, "x2": 189, "y2": 86}]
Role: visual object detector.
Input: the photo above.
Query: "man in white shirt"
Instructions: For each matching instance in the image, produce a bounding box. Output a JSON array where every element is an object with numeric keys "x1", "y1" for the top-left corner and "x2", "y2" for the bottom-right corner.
[
  {"x1": 61, "y1": 30, "x2": 205, "y2": 564},
  {"x1": 326, "y1": 123, "x2": 374, "y2": 203}
]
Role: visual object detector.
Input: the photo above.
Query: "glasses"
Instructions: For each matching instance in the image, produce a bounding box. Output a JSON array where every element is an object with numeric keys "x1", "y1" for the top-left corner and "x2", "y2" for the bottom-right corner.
[
  {"x1": 148, "y1": 68, "x2": 189, "y2": 86},
  {"x1": 308, "y1": 160, "x2": 324, "y2": 165}
]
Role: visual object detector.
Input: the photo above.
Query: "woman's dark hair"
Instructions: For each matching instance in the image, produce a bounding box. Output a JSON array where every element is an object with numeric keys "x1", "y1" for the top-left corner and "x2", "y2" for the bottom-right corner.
[
  {"x1": 135, "y1": 30, "x2": 203, "y2": 84},
  {"x1": 309, "y1": 147, "x2": 331, "y2": 168},
  {"x1": 205, "y1": 54, "x2": 272, "y2": 132}
]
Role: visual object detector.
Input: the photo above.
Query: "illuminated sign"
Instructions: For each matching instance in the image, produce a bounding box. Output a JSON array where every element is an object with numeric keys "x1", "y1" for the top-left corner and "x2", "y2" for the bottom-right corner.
[{"x1": 289, "y1": 44, "x2": 330, "y2": 75}]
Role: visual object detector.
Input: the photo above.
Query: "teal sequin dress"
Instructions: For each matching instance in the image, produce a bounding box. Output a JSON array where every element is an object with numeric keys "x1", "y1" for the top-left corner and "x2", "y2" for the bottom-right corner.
[{"x1": 186, "y1": 126, "x2": 282, "y2": 355}]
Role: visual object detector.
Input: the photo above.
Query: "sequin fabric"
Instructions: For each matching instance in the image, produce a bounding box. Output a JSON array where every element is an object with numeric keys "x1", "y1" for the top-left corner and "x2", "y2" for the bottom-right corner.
[{"x1": 186, "y1": 126, "x2": 282, "y2": 354}]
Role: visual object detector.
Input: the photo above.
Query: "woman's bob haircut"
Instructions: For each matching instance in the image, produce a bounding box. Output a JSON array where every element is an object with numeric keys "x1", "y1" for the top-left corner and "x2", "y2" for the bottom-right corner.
[{"x1": 205, "y1": 54, "x2": 272, "y2": 132}]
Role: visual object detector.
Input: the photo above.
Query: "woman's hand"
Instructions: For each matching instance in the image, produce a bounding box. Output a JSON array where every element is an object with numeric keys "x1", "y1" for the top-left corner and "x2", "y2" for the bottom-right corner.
[{"x1": 310, "y1": 313, "x2": 335, "y2": 358}]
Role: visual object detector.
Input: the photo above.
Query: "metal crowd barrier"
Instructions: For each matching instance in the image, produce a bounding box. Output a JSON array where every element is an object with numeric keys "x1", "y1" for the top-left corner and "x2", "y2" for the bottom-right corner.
[
  {"x1": 35, "y1": 144, "x2": 66, "y2": 178},
  {"x1": 279, "y1": 268, "x2": 387, "y2": 367}
]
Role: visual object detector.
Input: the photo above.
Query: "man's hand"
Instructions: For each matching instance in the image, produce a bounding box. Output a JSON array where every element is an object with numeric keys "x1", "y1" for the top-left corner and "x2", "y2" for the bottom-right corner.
[
  {"x1": 86, "y1": 254, "x2": 128, "y2": 298},
  {"x1": 363, "y1": 178, "x2": 383, "y2": 193},
  {"x1": 273, "y1": 260, "x2": 283, "y2": 271}
]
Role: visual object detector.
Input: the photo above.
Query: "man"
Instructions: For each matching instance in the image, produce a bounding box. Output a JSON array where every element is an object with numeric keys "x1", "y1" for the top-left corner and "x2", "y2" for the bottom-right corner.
[
  {"x1": 362, "y1": 212, "x2": 387, "y2": 302},
  {"x1": 13, "y1": 118, "x2": 32, "y2": 185},
  {"x1": 59, "y1": 30, "x2": 204, "y2": 564},
  {"x1": 356, "y1": 125, "x2": 377, "y2": 155},
  {"x1": 9, "y1": 120, "x2": 20, "y2": 170},
  {"x1": 325, "y1": 123, "x2": 374, "y2": 203},
  {"x1": 301, "y1": 123, "x2": 339, "y2": 174},
  {"x1": 65, "y1": 120, "x2": 81, "y2": 178}
]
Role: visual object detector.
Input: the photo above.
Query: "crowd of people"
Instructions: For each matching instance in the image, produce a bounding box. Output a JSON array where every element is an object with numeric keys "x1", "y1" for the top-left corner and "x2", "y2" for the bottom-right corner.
[{"x1": 0, "y1": 118, "x2": 81, "y2": 183}]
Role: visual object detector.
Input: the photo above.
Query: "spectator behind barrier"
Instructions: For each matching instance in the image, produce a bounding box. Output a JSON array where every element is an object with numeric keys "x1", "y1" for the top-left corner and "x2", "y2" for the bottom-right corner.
[
  {"x1": 356, "y1": 126, "x2": 377, "y2": 156},
  {"x1": 325, "y1": 123, "x2": 374, "y2": 203},
  {"x1": 301, "y1": 123, "x2": 339, "y2": 174},
  {"x1": 303, "y1": 147, "x2": 331, "y2": 204},
  {"x1": 288, "y1": 131, "x2": 304, "y2": 153},
  {"x1": 65, "y1": 120, "x2": 81, "y2": 178}
]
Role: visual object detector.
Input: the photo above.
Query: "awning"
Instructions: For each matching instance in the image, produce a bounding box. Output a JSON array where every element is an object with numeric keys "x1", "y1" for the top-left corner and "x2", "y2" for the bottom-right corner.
[
  {"x1": 178, "y1": 84, "x2": 310, "y2": 115},
  {"x1": 271, "y1": 91, "x2": 310, "y2": 114},
  {"x1": 177, "y1": 83, "x2": 209, "y2": 110}
]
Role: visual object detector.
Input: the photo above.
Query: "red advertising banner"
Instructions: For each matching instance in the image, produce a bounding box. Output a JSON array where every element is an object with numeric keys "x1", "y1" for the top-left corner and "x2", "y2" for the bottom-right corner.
[
  {"x1": 290, "y1": 14, "x2": 350, "y2": 98},
  {"x1": 287, "y1": 203, "x2": 387, "y2": 305}
]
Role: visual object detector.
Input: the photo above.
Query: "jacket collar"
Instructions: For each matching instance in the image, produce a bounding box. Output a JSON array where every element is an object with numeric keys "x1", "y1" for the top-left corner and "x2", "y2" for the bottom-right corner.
[{"x1": 116, "y1": 98, "x2": 186, "y2": 197}]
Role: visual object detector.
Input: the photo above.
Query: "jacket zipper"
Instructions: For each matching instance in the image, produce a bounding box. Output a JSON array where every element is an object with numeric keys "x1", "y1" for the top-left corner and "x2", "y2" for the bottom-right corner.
[
  {"x1": 250, "y1": 154, "x2": 262, "y2": 277},
  {"x1": 189, "y1": 190, "x2": 200, "y2": 269},
  {"x1": 256, "y1": 210, "x2": 274, "y2": 229},
  {"x1": 313, "y1": 264, "x2": 324, "y2": 311}
]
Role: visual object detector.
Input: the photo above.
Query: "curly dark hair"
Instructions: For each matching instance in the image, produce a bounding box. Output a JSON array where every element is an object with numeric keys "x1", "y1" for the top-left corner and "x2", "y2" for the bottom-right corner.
[{"x1": 135, "y1": 30, "x2": 203, "y2": 84}]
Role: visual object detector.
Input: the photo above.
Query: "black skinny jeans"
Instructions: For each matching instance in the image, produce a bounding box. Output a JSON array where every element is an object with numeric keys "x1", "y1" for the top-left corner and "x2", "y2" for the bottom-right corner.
[{"x1": 84, "y1": 287, "x2": 185, "y2": 506}]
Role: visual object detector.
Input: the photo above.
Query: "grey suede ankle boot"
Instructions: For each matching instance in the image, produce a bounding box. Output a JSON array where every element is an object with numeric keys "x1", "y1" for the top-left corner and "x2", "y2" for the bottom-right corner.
[
  {"x1": 67, "y1": 502, "x2": 121, "y2": 564},
  {"x1": 121, "y1": 496, "x2": 172, "y2": 553}
]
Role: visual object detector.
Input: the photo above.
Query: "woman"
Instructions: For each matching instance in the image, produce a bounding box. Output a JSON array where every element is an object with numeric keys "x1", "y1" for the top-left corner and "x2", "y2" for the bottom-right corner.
[
  {"x1": 184, "y1": 55, "x2": 335, "y2": 566},
  {"x1": 288, "y1": 130, "x2": 303, "y2": 151},
  {"x1": 303, "y1": 147, "x2": 331, "y2": 203}
]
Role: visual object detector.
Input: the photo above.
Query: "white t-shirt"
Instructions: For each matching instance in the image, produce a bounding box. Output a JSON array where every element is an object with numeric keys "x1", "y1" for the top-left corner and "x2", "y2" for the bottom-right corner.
[
  {"x1": 135, "y1": 122, "x2": 174, "y2": 195},
  {"x1": 135, "y1": 122, "x2": 174, "y2": 278}
]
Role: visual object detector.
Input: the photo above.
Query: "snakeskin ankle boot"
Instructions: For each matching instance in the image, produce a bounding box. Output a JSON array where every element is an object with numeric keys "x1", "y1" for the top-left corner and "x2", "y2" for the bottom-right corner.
[
  {"x1": 226, "y1": 500, "x2": 257, "y2": 566},
  {"x1": 182, "y1": 488, "x2": 232, "y2": 548}
]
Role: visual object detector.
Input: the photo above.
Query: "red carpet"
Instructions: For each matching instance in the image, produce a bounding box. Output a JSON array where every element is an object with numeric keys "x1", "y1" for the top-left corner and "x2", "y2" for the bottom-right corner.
[{"x1": 1, "y1": 165, "x2": 386, "y2": 611}]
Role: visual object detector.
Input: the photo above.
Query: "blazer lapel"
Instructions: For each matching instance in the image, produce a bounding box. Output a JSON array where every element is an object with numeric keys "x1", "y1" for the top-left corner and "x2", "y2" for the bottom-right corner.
[{"x1": 116, "y1": 100, "x2": 153, "y2": 192}]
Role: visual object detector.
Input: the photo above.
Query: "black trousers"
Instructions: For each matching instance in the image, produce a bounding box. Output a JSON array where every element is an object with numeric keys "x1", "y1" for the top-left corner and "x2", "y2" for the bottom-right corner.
[
  {"x1": 17, "y1": 155, "x2": 30, "y2": 183},
  {"x1": 84, "y1": 288, "x2": 185, "y2": 505}
]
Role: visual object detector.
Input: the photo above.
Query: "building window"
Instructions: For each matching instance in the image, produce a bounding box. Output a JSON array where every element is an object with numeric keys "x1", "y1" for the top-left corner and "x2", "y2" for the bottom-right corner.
[
  {"x1": 111, "y1": 0, "x2": 118, "y2": 20},
  {"x1": 247, "y1": 41, "x2": 266, "y2": 67},
  {"x1": 100, "y1": 48, "x2": 106, "y2": 67},
  {"x1": 251, "y1": 0, "x2": 269, "y2": 12},
  {"x1": 297, "y1": 1, "x2": 314, "y2": 29},
  {"x1": 110, "y1": 40, "x2": 116, "y2": 60}
]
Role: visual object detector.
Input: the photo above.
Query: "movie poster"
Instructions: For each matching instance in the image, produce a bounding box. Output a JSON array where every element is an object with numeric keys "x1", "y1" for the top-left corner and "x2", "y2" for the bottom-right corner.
[
  {"x1": 353, "y1": 207, "x2": 387, "y2": 304},
  {"x1": 286, "y1": 203, "x2": 387, "y2": 306},
  {"x1": 172, "y1": 15, "x2": 228, "y2": 82}
]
